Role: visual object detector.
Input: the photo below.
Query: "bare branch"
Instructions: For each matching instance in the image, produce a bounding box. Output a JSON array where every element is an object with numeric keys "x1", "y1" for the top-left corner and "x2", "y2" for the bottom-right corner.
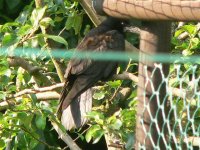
[
  {"x1": 113, "y1": 72, "x2": 138, "y2": 83},
  {"x1": 14, "y1": 83, "x2": 64, "y2": 98},
  {"x1": 0, "y1": 83, "x2": 64, "y2": 111},
  {"x1": 35, "y1": 91, "x2": 60, "y2": 100},
  {"x1": 108, "y1": 143, "x2": 124, "y2": 149},
  {"x1": 0, "y1": 91, "x2": 60, "y2": 111},
  {"x1": 1, "y1": 71, "x2": 192, "y2": 111},
  {"x1": 177, "y1": 22, "x2": 200, "y2": 40},
  {"x1": 33, "y1": 83, "x2": 64, "y2": 92},
  {"x1": 124, "y1": 26, "x2": 141, "y2": 35},
  {"x1": 184, "y1": 136, "x2": 200, "y2": 147},
  {"x1": 51, "y1": 121, "x2": 81, "y2": 150},
  {"x1": 79, "y1": 0, "x2": 103, "y2": 26},
  {"x1": 177, "y1": 32, "x2": 189, "y2": 40}
]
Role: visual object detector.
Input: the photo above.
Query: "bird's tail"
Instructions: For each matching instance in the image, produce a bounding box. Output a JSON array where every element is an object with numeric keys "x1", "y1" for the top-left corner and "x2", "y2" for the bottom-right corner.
[{"x1": 59, "y1": 88, "x2": 92, "y2": 130}]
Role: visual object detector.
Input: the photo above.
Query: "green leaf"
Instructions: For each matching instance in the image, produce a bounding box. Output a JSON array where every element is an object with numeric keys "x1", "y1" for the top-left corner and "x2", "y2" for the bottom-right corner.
[
  {"x1": 175, "y1": 42, "x2": 189, "y2": 50},
  {"x1": 30, "y1": 7, "x2": 46, "y2": 28},
  {"x1": 54, "y1": 16, "x2": 63, "y2": 22},
  {"x1": 107, "y1": 116, "x2": 122, "y2": 130},
  {"x1": 174, "y1": 28, "x2": 184, "y2": 38},
  {"x1": 85, "y1": 130, "x2": 92, "y2": 143},
  {"x1": 7, "y1": 85, "x2": 16, "y2": 92},
  {"x1": 190, "y1": 37, "x2": 199, "y2": 50},
  {"x1": 0, "y1": 112, "x2": 3, "y2": 119},
  {"x1": 93, "y1": 91, "x2": 105, "y2": 100},
  {"x1": 16, "y1": 68, "x2": 24, "y2": 85},
  {"x1": 17, "y1": 24, "x2": 32, "y2": 37},
  {"x1": 85, "y1": 125, "x2": 104, "y2": 143},
  {"x1": 65, "y1": 15, "x2": 75, "y2": 30},
  {"x1": 0, "y1": 60, "x2": 8, "y2": 76},
  {"x1": 17, "y1": 112, "x2": 33, "y2": 128},
  {"x1": 40, "y1": 17, "x2": 55, "y2": 28},
  {"x1": 76, "y1": 133, "x2": 85, "y2": 141},
  {"x1": 2, "y1": 33, "x2": 18, "y2": 46},
  {"x1": 35, "y1": 114, "x2": 46, "y2": 130},
  {"x1": 16, "y1": 131, "x2": 27, "y2": 149},
  {"x1": 37, "y1": 35, "x2": 45, "y2": 47},
  {"x1": 16, "y1": 131, "x2": 39, "y2": 149},
  {"x1": 107, "y1": 80, "x2": 121, "y2": 88},
  {"x1": 92, "y1": 129, "x2": 104, "y2": 144},
  {"x1": 0, "y1": 139, "x2": 5, "y2": 148},
  {"x1": 44, "y1": 34, "x2": 68, "y2": 47},
  {"x1": 182, "y1": 25, "x2": 197, "y2": 36},
  {"x1": 87, "y1": 111, "x2": 104, "y2": 125},
  {"x1": 0, "y1": 112, "x2": 3, "y2": 123},
  {"x1": 182, "y1": 49, "x2": 193, "y2": 56},
  {"x1": 84, "y1": 25, "x2": 91, "y2": 35},
  {"x1": 73, "y1": 14, "x2": 83, "y2": 35},
  {"x1": 65, "y1": 12, "x2": 83, "y2": 34},
  {"x1": 121, "y1": 109, "x2": 135, "y2": 128},
  {"x1": 29, "y1": 137, "x2": 39, "y2": 149},
  {"x1": 3, "y1": 22, "x2": 20, "y2": 29},
  {"x1": 0, "y1": 92, "x2": 6, "y2": 100}
]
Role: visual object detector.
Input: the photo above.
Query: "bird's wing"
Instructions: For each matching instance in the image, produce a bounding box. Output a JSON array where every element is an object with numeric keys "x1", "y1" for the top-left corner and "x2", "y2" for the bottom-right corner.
[{"x1": 64, "y1": 30, "x2": 124, "y2": 78}]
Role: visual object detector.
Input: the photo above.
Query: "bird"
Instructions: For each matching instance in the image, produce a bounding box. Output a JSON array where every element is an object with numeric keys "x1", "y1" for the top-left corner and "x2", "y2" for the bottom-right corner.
[{"x1": 57, "y1": 17, "x2": 126, "y2": 130}]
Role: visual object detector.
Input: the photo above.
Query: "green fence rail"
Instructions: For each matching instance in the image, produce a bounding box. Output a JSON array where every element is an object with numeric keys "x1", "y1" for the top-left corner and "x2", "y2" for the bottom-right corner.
[{"x1": 1, "y1": 47, "x2": 200, "y2": 63}]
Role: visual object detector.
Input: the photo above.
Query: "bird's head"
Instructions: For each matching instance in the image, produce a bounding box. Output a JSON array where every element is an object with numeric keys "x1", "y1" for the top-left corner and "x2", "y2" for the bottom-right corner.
[{"x1": 100, "y1": 17, "x2": 129, "y2": 33}]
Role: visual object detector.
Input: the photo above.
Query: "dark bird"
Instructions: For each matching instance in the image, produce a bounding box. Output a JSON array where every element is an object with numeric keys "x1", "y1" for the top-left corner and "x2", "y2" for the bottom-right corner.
[{"x1": 57, "y1": 17, "x2": 126, "y2": 130}]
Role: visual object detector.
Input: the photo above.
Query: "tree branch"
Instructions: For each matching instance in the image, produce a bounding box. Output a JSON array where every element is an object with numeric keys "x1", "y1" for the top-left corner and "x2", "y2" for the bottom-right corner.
[
  {"x1": 177, "y1": 22, "x2": 200, "y2": 40},
  {"x1": 0, "y1": 72, "x2": 192, "y2": 111},
  {"x1": 51, "y1": 121, "x2": 81, "y2": 150},
  {"x1": 14, "y1": 83, "x2": 64, "y2": 98},
  {"x1": 0, "y1": 91, "x2": 60, "y2": 111},
  {"x1": 112, "y1": 72, "x2": 138, "y2": 83},
  {"x1": 8, "y1": 57, "x2": 52, "y2": 86},
  {"x1": 124, "y1": 26, "x2": 141, "y2": 35}
]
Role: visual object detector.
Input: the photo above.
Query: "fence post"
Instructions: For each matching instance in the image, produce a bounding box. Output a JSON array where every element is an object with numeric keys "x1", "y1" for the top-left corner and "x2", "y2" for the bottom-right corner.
[{"x1": 135, "y1": 21, "x2": 171, "y2": 149}]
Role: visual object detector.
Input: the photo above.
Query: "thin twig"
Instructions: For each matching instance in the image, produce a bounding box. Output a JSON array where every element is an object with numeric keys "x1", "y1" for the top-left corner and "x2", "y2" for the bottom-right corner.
[
  {"x1": 63, "y1": 126, "x2": 90, "y2": 150},
  {"x1": 58, "y1": 27, "x2": 66, "y2": 36},
  {"x1": 109, "y1": 60, "x2": 132, "y2": 102}
]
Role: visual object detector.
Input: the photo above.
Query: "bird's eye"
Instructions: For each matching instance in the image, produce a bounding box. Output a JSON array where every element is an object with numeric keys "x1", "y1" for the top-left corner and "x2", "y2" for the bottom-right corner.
[{"x1": 121, "y1": 21, "x2": 129, "y2": 26}]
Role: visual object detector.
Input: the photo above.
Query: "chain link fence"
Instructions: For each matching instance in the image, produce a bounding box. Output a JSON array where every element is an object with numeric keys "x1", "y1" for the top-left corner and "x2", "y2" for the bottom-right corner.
[{"x1": 139, "y1": 63, "x2": 200, "y2": 149}]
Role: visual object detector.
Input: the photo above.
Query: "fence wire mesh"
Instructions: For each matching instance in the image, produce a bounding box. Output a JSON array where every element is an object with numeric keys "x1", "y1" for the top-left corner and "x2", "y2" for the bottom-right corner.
[{"x1": 139, "y1": 63, "x2": 200, "y2": 149}]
